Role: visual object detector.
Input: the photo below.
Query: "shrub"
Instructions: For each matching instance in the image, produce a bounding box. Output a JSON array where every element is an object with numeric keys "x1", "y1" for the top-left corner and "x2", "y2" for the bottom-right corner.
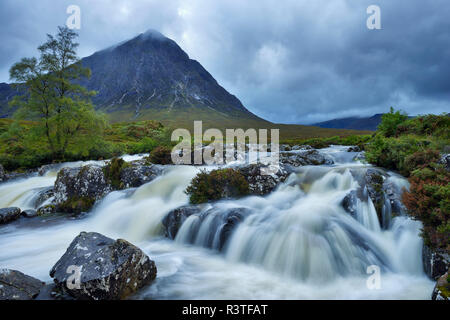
[
  {"x1": 365, "y1": 134, "x2": 430, "y2": 173},
  {"x1": 185, "y1": 168, "x2": 249, "y2": 204},
  {"x1": 377, "y1": 107, "x2": 408, "y2": 137},
  {"x1": 402, "y1": 165, "x2": 449, "y2": 250},
  {"x1": 148, "y1": 146, "x2": 173, "y2": 165},
  {"x1": 403, "y1": 149, "x2": 441, "y2": 176}
]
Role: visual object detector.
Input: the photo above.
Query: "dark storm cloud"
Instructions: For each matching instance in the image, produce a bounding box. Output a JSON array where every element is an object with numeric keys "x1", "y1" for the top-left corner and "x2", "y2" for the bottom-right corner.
[{"x1": 0, "y1": 0, "x2": 449, "y2": 123}]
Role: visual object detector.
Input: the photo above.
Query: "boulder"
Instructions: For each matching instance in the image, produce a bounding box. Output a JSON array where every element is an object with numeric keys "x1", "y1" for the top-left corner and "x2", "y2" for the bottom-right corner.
[
  {"x1": 0, "y1": 207, "x2": 21, "y2": 224},
  {"x1": 119, "y1": 164, "x2": 162, "y2": 188},
  {"x1": 432, "y1": 269, "x2": 450, "y2": 300},
  {"x1": 0, "y1": 164, "x2": 5, "y2": 182},
  {"x1": 353, "y1": 151, "x2": 366, "y2": 162},
  {"x1": 0, "y1": 269, "x2": 45, "y2": 300},
  {"x1": 422, "y1": 245, "x2": 450, "y2": 280},
  {"x1": 37, "y1": 204, "x2": 56, "y2": 216},
  {"x1": 22, "y1": 209, "x2": 38, "y2": 218},
  {"x1": 50, "y1": 232, "x2": 156, "y2": 300},
  {"x1": 439, "y1": 153, "x2": 450, "y2": 172},
  {"x1": 163, "y1": 205, "x2": 251, "y2": 250},
  {"x1": 342, "y1": 190, "x2": 358, "y2": 217},
  {"x1": 347, "y1": 146, "x2": 360, "y2": 152},
  {"x1": 238, "y1": 163, "x2": 289, "y2": 196},
  {"x1": 162, "y1": 204, "x2": 204, "y2": 239},
  {"x1": 34, "y1": 187, "x2": 54, "y2": 208},
  {"x1": 53, "y1": 165, "x2": 112, "y2": 213},
  {"x1": 281, "y1": 149, "x2": 334, "y2": 167}
]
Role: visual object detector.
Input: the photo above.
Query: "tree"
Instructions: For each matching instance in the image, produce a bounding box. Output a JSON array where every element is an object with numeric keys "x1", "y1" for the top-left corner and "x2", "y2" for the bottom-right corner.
[
  {"x1": 377, "y1": 107, "x2": 408, "y2": 138},
  {"x1": 9, "y1": 26, "x2": 107, "y2": 160}
]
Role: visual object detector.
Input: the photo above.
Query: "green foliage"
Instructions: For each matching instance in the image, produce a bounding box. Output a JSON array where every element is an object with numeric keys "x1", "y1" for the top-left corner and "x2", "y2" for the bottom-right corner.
[
  {"x1": 377, "y1": 107, "x2": 409, "y2": 137},
  {"x1": 186, "y1": 168, "x2": 249, "y2": 204},
  {"x1": 103, "y1": 157, "x2": 130, "y2": 189},
  {"x1": 365, "y1": 134, "x2": 432, "y2": 174},
  {"x1": 403, "y1": 165, "x2": 449, "y2": 250},
  {"x1": 147, "y1": 146, "x2": 173, "y2": 165},
  {"x1": 403, "y1": 149, "x2": 441, "y2": 176},
  {"x1": 8, "y1": 26, "x2": 107, "y2": 160}
]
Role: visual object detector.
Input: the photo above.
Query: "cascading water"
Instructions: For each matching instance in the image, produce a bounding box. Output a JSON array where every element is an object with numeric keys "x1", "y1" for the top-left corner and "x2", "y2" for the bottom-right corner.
[{"x1": 0, "y1": 147, "x2": 434, "y2": 299}]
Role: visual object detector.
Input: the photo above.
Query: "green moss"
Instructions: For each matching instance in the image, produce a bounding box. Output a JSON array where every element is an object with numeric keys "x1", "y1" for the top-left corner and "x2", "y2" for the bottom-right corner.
[
  {"x1": 185, "y1": 168, "x2": 249, "y2": 204},
  {"x1": 103, "y1": 157, "x2": 130, "y2": 189},
  {"x1": 57, "y1": 196, "x2": 95, "y2": 214}
]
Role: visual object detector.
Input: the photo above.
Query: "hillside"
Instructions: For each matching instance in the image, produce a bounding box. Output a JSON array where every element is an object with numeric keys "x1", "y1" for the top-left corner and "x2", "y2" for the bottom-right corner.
[{"x1": 312, "y1": 114, "x2": 383, "y2": 131}]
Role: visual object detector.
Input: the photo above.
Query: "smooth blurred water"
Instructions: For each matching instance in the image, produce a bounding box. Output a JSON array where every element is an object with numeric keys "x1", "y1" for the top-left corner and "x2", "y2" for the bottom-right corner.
[{"x1": 0, "y1": 147, "x2": 434, "y2": 299}]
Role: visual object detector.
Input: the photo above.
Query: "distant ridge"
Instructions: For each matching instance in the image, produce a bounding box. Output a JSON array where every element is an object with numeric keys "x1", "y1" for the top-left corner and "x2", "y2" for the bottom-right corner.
[{"x1": 312, "y1": 114, "x2": 384, "y2": 131}]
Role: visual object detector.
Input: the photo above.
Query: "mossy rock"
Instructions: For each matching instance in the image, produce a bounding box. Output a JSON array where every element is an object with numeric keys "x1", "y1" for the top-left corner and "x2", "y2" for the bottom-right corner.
[
  {"x1": 147, "y1": 146, "x2": 172, "y2": 165},
  {"x1": 103, "y1": 157, "x2": 130, "y2": 189},
  {"x1": 186, "y1": 168, "x2": 249, "y2": 204},
  {"x1": 57, "y1": 197, "x2": 95, "y2": 214}
]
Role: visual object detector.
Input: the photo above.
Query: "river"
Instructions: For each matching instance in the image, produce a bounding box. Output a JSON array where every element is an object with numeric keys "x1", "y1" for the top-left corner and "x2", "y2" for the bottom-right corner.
[{"x1": 0, "y1": 146, "x2": 434, "y2": 299}]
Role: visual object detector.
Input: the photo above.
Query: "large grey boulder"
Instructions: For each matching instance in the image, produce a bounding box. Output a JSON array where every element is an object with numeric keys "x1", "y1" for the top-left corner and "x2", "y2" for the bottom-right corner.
[
  {"x1": 281, "y1": 149, "x2": 334, "y2": 167},
  {"x1": 163, "y1": 205, "x2": 251, "y2": 251},
  {"x1": 49, "y1": 232, "x2": 156, "y2": 300},
  {"x1": 0, "y1": 207, "x2": 21, "y2": 224},
  {"x1": 238, "y1": 163, "x2": 289, "y2": 196},
  {"x1": 53, "y1": 165, "x2": 112, "y2": 213},
  {"x1": 119, "y1": 163, "x2": 162, "y2": 188},
  {"x1": 0, "y1": 269, "x2": 45, "y2": 300}
]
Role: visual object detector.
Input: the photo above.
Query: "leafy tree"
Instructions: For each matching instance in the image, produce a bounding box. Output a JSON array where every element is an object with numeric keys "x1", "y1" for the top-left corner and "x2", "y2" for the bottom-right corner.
[
  {"x1": 377, "y1": 107, "x2": 408, "y2": 137},
  {"x1": 9, "y1": 26, "x2": 107, "y2": 160}
]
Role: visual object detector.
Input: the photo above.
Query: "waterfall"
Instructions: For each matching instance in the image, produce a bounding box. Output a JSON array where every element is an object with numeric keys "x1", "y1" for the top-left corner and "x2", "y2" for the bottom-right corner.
[{"x1": 0, "y1": 147, "x2": 434, "y2": 299}]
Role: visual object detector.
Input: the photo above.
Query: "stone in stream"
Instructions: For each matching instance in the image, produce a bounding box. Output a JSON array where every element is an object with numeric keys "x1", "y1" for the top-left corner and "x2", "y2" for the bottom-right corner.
[
  {"x1": 163, "y1": 205, "x2": 251, "y2": 251},
  {"x1": 237, "y1": 163, "x2": 289, "y2": 196},
  {"x1": 280, "y1": 149, "x2": 334, "y2": 167},
  {"x1": 53, "y1": 165, "x2": 112, "y2": 214},
  {"x1": 0, "y1": 207, "x2": 21, "y2": 224},
  {"x1": 119, "y1": 163, "x2": 162, "y2": 188},
  {"x1": 432, "y1": 268, "x2": 450, "y2": 300},
  {"x1": 49, "y1": 232, "x2": 157, "y2": 300},
  {"x1": 0, "y1": 164, "x2": 5, "y2": 182},
  {"x1": 0, "y1": 269, "x2": 45, "y2": 300},
  {"x1": 422, "y1": 245, "x2": 450, "y2": 280},
  {"x1": 22, "y1": 209, "x2": 38, "y2": 218}
]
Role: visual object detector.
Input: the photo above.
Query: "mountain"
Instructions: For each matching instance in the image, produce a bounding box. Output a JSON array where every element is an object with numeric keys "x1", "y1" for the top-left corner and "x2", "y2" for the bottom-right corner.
[
  {"x1": 312, "y1": 114, "x2": 384, "y2": 131},
  {"x1": 77, "y1": 30, "x2": 265, "y2": 127},
  {"x1": 0, "y1": 30, "x2": 266, "y2": 128}
]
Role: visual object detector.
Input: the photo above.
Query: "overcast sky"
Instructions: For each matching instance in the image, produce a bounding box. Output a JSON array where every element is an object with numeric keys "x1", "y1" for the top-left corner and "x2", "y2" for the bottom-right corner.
[{"x1": 0, "y1": 0, "x2": 449, "y2": 124}]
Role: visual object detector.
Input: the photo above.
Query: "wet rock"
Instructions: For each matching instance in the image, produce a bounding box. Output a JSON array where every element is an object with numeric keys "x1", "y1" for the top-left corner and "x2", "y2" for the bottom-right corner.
[
  {"x1": 353, "y1": 151, "x2": 366, "y2": 162},
  {"x1": 120, "y1": 164, "x2": 162, "y2": 188},
  {"x1": 163, "y1": 204, "x2": 204, "y2": 239},
  {"x1": 0, "y1": 164, "x2": 5, "y2": 182},
  {"x1": 53, "y1": 165, "x2": 112, "y2": 214},
  {"x1": 280, "y1": 144, "x2": 291, "y2": 152},
  {"x1": 37, "y1": 204, "x2": 56, "y2": 216},
  {"x1": 342, "y1": 190, "x2": 358, "y2": 217},
  {"x1": 439, "y1": 153, "x2": 450, "y2": 172},
  {"x1": 382, "y1": 180, "x2": 407, "y2": 217},
  {"x1": 432, "y1": 269, "x2": 450, "y2": 300},
  {"x1": 34, "y1": 187, "x2": 54, "y2": 208},
  {"x1": 50, "y1": 232, "x2": 157, "y2": 300},
  {"x1": 281, "y1": 149, "x2": 334, "y2": 167},
  {"x1": 237, "y1": 163, "x2": 289, "y2": 196},
  {"x1": 347, "y1": 146, "x2": 360, "y2": 152},
  {"x1": 163, "y1": 205, "x2": 251, "y2": 251},
  {"x1": 22, "y1": 209, "x2": 38, "y2": 218},
  {"x1": 422, "y1": 245, "x2": 450, "y2": 280},
  {"x1": 0, "y1": 207, "x2": 21, "y2": 224},
  {"x1": 0, "y1": 269, "x2": 45, "y2": 300}
]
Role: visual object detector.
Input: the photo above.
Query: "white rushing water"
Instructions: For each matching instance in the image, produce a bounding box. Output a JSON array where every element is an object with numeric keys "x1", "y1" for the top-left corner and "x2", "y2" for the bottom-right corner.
[{"x1": 0, "y1": 147, "x2": 434, "y2": 299}]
